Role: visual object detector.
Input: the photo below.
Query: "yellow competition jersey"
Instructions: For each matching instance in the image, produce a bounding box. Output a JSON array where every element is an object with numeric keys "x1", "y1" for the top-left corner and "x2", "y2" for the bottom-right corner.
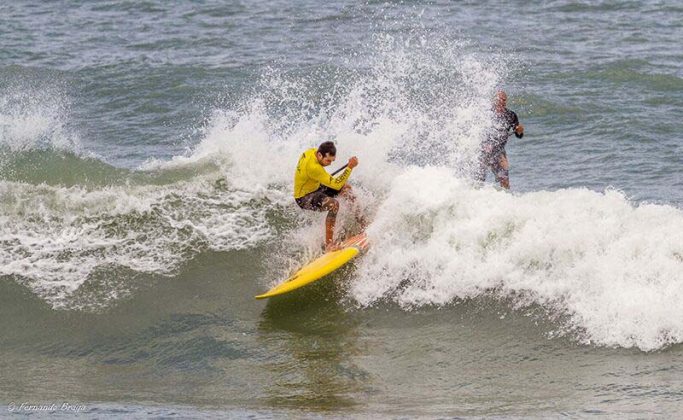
[{"x1": 294, "y1": 148, "x2": 353, "y2": 198}]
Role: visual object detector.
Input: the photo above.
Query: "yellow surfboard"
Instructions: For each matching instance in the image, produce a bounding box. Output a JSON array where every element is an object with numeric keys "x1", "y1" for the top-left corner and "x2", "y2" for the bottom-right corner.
[{"x1": 255, "y1": 232, "x2": 369, "y2": 299}]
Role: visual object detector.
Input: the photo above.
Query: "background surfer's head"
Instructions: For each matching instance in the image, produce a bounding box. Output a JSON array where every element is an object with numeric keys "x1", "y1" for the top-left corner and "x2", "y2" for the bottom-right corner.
[
  {"x1": 494, "y1": 90, "x2": 507, "y2": 112},
  {"x1": 316, "y1": 141, "x2": 337, "y2": 166}
]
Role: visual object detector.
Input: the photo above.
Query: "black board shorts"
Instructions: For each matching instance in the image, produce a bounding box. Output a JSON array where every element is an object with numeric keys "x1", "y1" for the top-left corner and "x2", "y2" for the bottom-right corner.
[{"x1": 295, "y1": 186, "x2": 341, "y2": 211}]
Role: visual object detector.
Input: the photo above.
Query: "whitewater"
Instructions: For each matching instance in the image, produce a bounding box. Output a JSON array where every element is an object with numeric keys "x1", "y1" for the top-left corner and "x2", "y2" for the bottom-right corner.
[{"x1": 2, "y1": 34, "x2": 681, "y2": 352}]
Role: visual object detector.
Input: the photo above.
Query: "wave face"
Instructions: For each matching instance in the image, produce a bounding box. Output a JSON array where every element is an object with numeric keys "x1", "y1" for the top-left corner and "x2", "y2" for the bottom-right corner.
[{"x1": 2, "y1": 28, "x2": 682, "y2": 351}]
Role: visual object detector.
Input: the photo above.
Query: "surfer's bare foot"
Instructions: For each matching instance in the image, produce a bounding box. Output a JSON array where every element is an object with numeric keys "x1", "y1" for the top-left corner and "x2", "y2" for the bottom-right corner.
[
  {"x1": 325, "y1": 242, "x2": 341, "y2": 252},
  {"x1": 338, "y1": 227, "x2": 348, "y2": 239}
]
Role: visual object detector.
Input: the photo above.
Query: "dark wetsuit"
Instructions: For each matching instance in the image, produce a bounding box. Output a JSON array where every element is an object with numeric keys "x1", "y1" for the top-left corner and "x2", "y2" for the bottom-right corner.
[
  {"x1": 295, "y1": 185, "x2": 341, "y2": 211},
  {"x1": 477, "y1": 108, "x2": 523, "y2": 183}
]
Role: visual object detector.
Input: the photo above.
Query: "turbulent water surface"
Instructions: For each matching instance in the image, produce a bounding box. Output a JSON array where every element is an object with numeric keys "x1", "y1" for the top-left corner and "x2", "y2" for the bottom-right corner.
[{"x1": 1, "y1": 0, "x2": 682, "y2": 417}]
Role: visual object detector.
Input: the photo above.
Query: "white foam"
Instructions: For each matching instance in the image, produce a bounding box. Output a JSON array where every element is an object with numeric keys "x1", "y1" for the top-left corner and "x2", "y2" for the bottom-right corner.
[
  {"x1": 0, "y1": 178, "x2": 276, "y2": 308},
  {"x1": 145, "y1": 33, "x2": 503, "y2": 195},
  {"x1": 350, "y1": 166, "x2": 683, "y2": 351}
]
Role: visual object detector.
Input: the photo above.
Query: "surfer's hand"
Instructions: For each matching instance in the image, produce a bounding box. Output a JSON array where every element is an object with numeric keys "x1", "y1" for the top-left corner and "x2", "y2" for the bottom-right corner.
[
  {"x1": 515, "y1": 124, "x2": 524, "y2": 135},
  {"x1": 348, "y1": 156, "x2": 358, "y2": 169}
]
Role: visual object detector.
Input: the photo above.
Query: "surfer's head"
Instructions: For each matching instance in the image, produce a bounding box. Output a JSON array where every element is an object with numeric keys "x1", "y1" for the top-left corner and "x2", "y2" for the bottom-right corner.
[{"x1": 316, "y1": 141, "x2": 337, "y2": 166}]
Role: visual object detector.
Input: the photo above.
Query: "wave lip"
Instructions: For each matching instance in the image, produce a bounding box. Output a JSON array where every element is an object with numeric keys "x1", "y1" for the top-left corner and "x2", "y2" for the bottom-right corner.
[{"x1": 352, "y1": 167, "x2": 683, "y2": 351}]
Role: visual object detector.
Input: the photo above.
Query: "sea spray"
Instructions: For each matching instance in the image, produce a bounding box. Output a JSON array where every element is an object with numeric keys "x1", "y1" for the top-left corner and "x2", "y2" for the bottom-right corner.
[{"x1": 0, "y1": 79, "x2": 78, "y2": 154}]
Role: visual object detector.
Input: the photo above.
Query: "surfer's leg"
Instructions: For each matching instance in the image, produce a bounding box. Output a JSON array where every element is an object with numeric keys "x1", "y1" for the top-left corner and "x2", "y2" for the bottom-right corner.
[
  {"x1": 296, "y1": 190, "x2": 340, "y2": 250},
  {"x1": 494, "y1": 152, "x2": 510, "y2": 189},
  {"x1": 339, "y1": 184, "x2": 368, "y2": 230},
  {"x1": 321, "y1": 197, "x2": 340, "y2": 250}
]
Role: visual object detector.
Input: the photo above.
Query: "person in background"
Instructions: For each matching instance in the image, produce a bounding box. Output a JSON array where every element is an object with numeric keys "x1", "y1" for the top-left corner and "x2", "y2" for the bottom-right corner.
[{"x1": 477, "y1": 90, "x2": 524, "y2": 189}]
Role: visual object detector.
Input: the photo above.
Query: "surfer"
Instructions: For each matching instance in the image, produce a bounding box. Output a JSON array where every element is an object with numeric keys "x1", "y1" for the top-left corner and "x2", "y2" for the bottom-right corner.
[
  {"x1": 476, "y1": 90, "x2": 524, "y2": 189},
  {"x1": 294, "y1": 141, "x2": 366, "y2": 252}
]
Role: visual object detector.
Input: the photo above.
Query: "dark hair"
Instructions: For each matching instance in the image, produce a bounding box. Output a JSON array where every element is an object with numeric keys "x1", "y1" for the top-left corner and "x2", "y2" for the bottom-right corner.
[{"x1": 317, "y1": 141, "x2": 336, "y2": 157}]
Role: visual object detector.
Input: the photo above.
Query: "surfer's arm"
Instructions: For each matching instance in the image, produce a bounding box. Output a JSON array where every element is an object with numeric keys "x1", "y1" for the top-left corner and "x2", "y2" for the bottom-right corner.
[
  {"x1": 312, "y1": 165, "x2": 353, "y2": 190},
  {"x1": 511, "y1": 112, "x2": 524, "y2": 138}
]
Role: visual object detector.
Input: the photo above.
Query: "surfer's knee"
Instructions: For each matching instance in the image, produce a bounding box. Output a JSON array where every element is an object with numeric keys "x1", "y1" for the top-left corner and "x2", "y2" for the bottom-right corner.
[
  {"x1": 492, "y1": 154, "x2": 509, "y2": 186},
  {"x1": 499, "y1": 155, "x2": 509, "y2": 170},
  {"x1": 340, "y1": 184, "x2": 358, "y2": 203},
  {"x1": 323, "y1": 197, "x2": 339, "y2": 217},
  {"x1": 494, "y1": 170, "x2": 509, "y2": 184},
  {"x1": 339, "y1": 184, "x2": 351, "y2": 197},
  {"x1": 496, "y1": 169, "x2": 510, "y2": 189}
]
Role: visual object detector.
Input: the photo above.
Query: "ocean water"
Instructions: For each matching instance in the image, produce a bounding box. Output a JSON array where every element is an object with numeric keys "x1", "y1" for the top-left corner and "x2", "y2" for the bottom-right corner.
[{"x1": 1, "y1": 0, "x2": 682, "y2": 417}]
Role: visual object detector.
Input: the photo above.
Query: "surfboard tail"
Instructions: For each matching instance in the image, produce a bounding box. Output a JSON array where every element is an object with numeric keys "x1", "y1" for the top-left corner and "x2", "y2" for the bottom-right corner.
[{"x1": 254, "y1": 232, "x2": 369, "y2": 299}]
